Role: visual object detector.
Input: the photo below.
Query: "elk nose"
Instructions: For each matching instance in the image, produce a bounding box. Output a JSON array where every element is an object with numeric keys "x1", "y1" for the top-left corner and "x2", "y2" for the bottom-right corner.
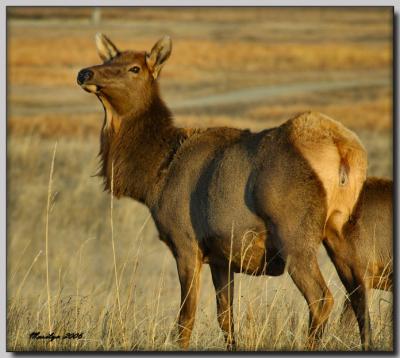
[{"x1": 77, "y1": 69, "x2": 94, "y2": 85}]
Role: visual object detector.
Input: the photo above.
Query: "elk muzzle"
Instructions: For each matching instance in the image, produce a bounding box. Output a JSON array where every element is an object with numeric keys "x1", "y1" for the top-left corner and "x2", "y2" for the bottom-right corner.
[
  {"x1": 77, "y1": 69, "x2": 94, "y2": 85},
  {"x1": 77, "y1": 68, "x2": 100, "y2": 93}
]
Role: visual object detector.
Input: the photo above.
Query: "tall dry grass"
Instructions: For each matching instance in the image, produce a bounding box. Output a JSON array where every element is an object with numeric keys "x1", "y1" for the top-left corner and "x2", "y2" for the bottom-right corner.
[{"x1": 6, "y1": 133, "x2": 393, "y2": 351}]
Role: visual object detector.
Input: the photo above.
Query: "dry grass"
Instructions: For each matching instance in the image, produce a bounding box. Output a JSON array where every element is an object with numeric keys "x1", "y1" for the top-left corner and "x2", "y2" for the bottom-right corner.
[
  {"x1": 7, "y1": 7, "x2": 392, "y2": 87},
  {"x1": 7, "y1": 7, "x2": 393, "y2": 351},
  {"x1": 6, "y1": 135, "x2": 393, "y2": 351},
  {"x1": 8, "y1": 37, "x2": 391, "y2": 87},
  {"x1": 6, "y1": 136, "x2": 393, "y2": 350}
]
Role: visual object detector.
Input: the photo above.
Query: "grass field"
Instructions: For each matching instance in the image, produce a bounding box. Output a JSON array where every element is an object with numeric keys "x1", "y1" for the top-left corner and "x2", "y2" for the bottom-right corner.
[{"x1": 7, "y1": 7, "x2": 393, "y2": 351}]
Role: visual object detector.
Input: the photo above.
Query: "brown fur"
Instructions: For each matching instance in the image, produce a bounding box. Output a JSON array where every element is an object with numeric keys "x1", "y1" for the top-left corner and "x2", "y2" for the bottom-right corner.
[
  {"x1": 78, "y1": 34, "x2": 368, "y2": 350},
  {"x1": 324, "y1": 177, "x2": 392, "y2": 350}
]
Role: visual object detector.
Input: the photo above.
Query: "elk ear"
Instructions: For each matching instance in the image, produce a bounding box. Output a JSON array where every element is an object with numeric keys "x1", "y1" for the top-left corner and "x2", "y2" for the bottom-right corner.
[
  {"x1": 146, "y1": 36, "x2": 172, "y2": 79},
  {"x1": 95, "y1": 33, "x2": 120, "y2": 62}
]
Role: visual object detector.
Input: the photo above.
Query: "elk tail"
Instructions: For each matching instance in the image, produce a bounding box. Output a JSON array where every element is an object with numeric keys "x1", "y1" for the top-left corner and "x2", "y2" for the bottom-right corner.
[{"x1": 339, "y1": 159, "x2": 349, "y2": 187}]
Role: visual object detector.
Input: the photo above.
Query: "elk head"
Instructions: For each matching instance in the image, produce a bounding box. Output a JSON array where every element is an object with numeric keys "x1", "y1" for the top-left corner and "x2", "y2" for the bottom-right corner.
[{"x1": 77, "y1": 33, "x2": 172, "y2": 118}]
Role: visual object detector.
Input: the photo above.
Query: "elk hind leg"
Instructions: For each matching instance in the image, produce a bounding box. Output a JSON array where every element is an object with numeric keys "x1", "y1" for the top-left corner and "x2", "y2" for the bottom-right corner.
[
  {"x1": 287, "y1": 253, "x2": 334, "y2": 350},
  {"x1": 323, "y1": 240, "x2": 371, "y2": 350},
  {"x1": 347, "y1": 283, "x2": 371, "y2": 351}
]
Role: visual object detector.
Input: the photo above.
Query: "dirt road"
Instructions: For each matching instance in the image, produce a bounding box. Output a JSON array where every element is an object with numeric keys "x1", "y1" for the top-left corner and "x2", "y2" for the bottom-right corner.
[{"x1": 9, "y1": 71, "x2": 390, "y2": 117}]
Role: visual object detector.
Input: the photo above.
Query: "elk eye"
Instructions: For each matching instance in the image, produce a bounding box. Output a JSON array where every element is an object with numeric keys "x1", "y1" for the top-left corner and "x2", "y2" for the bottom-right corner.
[{"x1": 129, "y1": 66, "x2": 140, "y2": 74}]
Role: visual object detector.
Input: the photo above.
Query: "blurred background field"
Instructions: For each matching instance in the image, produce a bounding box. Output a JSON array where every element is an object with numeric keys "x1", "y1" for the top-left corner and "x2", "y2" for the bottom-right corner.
[{"x1": 7, "y1": 7, "x2": 393, "y2": 351}]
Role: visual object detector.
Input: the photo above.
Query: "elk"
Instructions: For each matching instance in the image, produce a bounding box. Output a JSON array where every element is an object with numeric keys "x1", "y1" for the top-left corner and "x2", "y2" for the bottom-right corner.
[
  {"x1": 324, "y1": 177, "x2": 392, "y2": 350},
  {"x1": 77, "y1": 34, "x2": 367, "y2": 350}
]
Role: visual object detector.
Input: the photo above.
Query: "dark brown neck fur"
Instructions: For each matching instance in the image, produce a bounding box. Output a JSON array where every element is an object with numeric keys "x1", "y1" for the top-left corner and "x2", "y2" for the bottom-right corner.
[{"x1": 98, "y1": 94, "x2": 185, "y2": 206}]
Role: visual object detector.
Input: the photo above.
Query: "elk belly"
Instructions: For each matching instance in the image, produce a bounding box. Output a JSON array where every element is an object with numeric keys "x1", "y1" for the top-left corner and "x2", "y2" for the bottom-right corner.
[{"x1": 205, "y1": 229, "x2": 269, "y2": 275}]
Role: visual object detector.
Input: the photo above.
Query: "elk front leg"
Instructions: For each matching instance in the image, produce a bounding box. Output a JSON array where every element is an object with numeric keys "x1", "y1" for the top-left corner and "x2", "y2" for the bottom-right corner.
[
  {"x1": 210, "y1": 264, "x2": 235, "y2": 351},
  {"x1": 287, "y1": 253, "x2": 334, "y2": 350},
  {"x1": 175, "y1": 252, "x2": 203, "y2": 350}
]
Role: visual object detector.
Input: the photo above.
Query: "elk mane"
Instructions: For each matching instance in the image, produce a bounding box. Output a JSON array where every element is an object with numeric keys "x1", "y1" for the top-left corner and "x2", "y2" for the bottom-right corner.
[{"x1": 96, "y1": 96, "x2": 187, "y2": 203}]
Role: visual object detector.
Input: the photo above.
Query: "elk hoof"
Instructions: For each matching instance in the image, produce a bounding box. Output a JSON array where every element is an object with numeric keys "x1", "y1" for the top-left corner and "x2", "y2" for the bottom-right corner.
[{"x1": 226, "y1": 338, "x2": 236, "y2": 351}]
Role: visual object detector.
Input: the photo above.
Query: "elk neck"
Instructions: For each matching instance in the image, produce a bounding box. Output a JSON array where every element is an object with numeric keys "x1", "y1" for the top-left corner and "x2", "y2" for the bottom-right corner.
[{"x1": 98, "y1": 92, "x2": 186, "y2": 206}]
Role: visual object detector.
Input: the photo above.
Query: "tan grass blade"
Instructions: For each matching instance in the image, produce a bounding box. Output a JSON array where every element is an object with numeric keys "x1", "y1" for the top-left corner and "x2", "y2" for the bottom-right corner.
[{"x1": 45, "y1": 142, "x2": 57, "y2": 334}]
